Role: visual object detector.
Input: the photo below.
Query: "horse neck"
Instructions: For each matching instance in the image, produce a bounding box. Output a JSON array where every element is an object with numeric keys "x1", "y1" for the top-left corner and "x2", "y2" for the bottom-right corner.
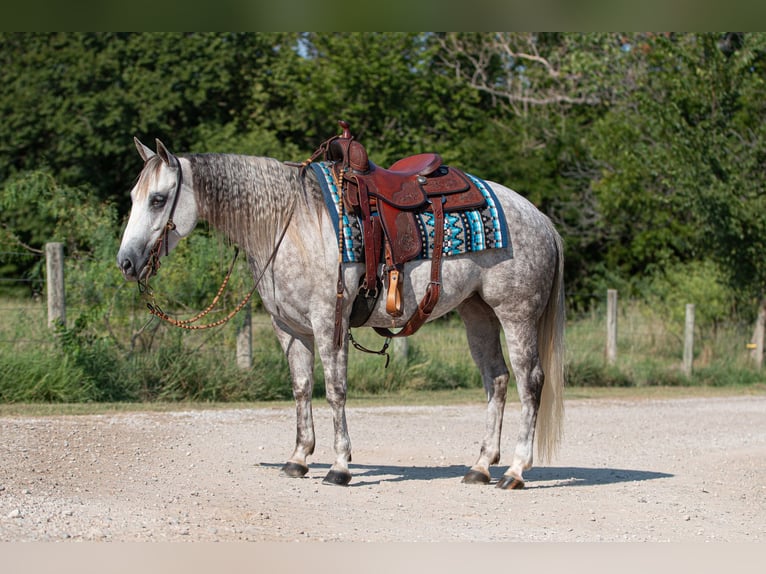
[{"x1": 185, "y1": 154, "x2": 303, "y2": 264}]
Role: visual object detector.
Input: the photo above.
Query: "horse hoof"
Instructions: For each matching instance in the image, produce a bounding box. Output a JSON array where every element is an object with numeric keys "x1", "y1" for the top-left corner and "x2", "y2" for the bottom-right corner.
[
  {"x1": 496, "y1": 475, "x2": 525, "y2": 490},
  {"x1": 462, "y1": 469, "x2": 491, "y2": 485},
  {"x1": 323, "y1": 469, "x2": 352, "y2": 486},
  {"x1": 280, "y1": 461, "x2": 309, "y2": 478}
]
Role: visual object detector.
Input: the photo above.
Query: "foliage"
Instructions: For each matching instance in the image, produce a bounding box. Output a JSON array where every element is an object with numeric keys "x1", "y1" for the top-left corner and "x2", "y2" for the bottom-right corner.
[
  {"x1": 643, "y1": 260, "x2": 732, "y2": 337},
  {"x1": 0, "y1": 169, "x2": 118, "y2": 296},
  {"x1": 2, "y1": 296, "x2": 764, "y2": 403},
  {"x1": 3, "y1": 32, "x2": 766, "y2": 311},
  {"x1": 3, "y1": 33, "x2": 766, "y2": 402},
  {"x1": 291, "y1": 33, "x2": 484, "y2": 166},
  {"x1": 586, "y1": 33, "x2": 766, "y2": 308},
  {"x1": 0, "y1": 32, "x2": 298, "y2": 211},
  {"x1": 0, "y1": 349, "x2": 97, "y2": 403}
]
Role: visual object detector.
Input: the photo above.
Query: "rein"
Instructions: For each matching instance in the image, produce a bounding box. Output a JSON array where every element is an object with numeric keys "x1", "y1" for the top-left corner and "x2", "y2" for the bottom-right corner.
[
  {"x1": 142, "y1": 247, "x2": 257, "y2": 331},
  {"x1": 137, "y1": 154, "x2": 293, "y2": 331}
]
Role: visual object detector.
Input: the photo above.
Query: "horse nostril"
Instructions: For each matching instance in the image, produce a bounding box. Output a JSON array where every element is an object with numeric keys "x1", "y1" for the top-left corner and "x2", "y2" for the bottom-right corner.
[{"x1": 119, "y1": 258, "x2": 133, "y2": 273}]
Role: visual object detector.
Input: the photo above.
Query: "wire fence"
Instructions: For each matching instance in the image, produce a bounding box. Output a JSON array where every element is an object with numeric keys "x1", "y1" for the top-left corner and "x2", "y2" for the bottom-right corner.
[
  {"x1": 0, "y1": 245, "x2": 272, "y2": 366},
  {"x1": 2, "y1": 245, "x2": 761, "y2": 377}
]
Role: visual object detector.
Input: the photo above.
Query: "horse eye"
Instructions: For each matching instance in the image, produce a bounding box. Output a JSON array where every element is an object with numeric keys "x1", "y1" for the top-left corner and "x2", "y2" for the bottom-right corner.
[{"x1": 150, "y1": 194, "x2": 167, "y2": 209}]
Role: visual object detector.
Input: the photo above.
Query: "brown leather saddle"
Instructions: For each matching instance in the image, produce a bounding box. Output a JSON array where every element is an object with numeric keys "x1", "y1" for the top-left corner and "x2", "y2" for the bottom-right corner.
[{"x1": 310, "y1": 120, "x2": 486, "y2": 346}]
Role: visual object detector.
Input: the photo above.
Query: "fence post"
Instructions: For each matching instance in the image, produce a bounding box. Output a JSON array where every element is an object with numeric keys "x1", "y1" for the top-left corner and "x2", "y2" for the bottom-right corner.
[
  {"x1": 750, "y1": 301, "x2": 765, "y2": 369},
  {"x1": 683, "y1": 303, "x2": 695, "y2": 377},
  {"x1": 236, "y1": 302, "x2": 253, "y2": 370},
  {"x1": 606, "y1": 289, "x2": 618, "y2": 366},
  {"x1": 45, "y1": 242, "x2": 65, "y2": 328},
  {"x1": 393, "y1": 336, "x2": 409, "y2": 364}
]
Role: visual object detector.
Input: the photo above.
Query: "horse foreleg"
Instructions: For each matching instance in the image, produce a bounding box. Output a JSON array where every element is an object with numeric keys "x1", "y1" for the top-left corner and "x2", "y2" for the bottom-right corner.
[
  {"x1": 458, "y1": 296, "x2": 510, "y2": 485},
  {"x1": 272, "y1": 319, "x2": 316, "y2": 478},
  {"x1": 317, "y1": 338, "x2": 352, "y2": 486}
]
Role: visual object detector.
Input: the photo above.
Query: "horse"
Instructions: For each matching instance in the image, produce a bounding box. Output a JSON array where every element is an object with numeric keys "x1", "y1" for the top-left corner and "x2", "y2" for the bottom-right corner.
[{"x1": 117, "y1": 137, "x2": 565, "y2": 489}]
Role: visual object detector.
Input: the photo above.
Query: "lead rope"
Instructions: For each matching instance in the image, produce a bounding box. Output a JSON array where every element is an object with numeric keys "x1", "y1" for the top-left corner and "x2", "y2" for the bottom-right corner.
[{"x1": 143, "y1": 247, "x2": 253, "y2": 330}]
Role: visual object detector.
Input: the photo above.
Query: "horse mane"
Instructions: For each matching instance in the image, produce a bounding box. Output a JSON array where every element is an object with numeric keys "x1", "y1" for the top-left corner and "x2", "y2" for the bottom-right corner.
[{"x1": 183, "y1": 153, "x2": 320, "y2": 268}]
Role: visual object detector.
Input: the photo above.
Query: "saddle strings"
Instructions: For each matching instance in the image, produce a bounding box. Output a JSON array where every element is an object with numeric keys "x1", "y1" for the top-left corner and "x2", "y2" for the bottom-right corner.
[
  {"x1": 296, "y1": 131, "x2": 396, "y2": 364},
  {"x1": 327, "y1": 155, "x2": 393, "y2": 365}
]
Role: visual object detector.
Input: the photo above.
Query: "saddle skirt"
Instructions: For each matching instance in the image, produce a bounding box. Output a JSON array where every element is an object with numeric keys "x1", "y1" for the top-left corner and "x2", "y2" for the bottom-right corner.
[{"x1": 311, "y1": 161, "x2": 510, "y2": 264}]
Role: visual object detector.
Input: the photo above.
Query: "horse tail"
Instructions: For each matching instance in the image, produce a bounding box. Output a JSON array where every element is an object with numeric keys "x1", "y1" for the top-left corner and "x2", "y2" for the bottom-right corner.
[{"x1": 535, "y1": 225, "x2": 566, "y2": 463}]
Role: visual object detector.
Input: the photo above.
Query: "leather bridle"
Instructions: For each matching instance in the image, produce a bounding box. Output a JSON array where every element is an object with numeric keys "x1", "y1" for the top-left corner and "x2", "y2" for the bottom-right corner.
[
  {"x1": 137, "y1": 153, "x2": 183, "y2": 292},
  {"x1": 136, "y1": 153, "x2": 291, "y2": 331}
]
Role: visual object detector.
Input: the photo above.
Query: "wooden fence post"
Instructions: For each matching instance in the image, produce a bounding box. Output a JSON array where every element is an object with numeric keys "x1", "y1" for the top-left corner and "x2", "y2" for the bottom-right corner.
[
  {"x1": 236, "y1": 302, "x2": 252, "y2": 370},
  {"x1": 683, "y1": 303, "x2": 695, "y2": 377},
  {"x1": 606, "y1": 289, "x2": 618, "y2": 366},
  {"x1": 45, "y1": 242, "x2": 65, "y2": 328},
  {"x1": 750, "y1": 300, "x2": 765, "y2": 369},
  {"x1": 393, "y1": 336, "x2": 409, "y2": 364}
]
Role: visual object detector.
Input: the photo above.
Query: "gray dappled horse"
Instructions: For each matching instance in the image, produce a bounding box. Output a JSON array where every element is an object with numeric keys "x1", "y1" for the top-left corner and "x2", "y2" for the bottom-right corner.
[{"x1": 117, "y1": 138, "x2": 565, "y2": 489}]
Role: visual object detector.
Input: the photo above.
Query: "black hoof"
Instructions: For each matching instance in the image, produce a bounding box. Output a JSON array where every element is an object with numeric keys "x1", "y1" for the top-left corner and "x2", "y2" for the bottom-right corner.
[
  {"x1": 496, "y1": 475, "x2": 525, "y2": 490},
  {"x1": 280, "y1": 461, "x2": 309, "y2": 478},
  {"x1": 322, "y1": 469, "x2": 352, "y2": 486},
  {"x1": 462, "y1": 469, "x2": 491, "y2": 485}
]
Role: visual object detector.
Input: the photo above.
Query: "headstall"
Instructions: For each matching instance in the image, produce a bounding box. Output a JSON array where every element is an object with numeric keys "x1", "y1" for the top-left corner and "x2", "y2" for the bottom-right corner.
[{"x1": 137, "y1": 153, "x2": 288, "y2": 331}]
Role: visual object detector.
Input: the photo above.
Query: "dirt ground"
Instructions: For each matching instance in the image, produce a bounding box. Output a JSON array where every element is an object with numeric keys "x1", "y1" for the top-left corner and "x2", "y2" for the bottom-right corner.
[{"x1": 1, "y1": 394, "x2": 764, "y2": 542}]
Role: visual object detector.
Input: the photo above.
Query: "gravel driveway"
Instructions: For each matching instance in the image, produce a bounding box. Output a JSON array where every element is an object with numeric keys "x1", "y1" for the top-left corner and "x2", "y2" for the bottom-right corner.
[{"x1": 1, "y1": 395, "x2": 764, "y2": 542}]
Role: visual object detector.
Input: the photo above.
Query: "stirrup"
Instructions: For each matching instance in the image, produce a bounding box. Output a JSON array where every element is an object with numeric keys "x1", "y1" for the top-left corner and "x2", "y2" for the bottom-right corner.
[{"x1": 385, "y1": 269, "x2": 404, "y2": 317}]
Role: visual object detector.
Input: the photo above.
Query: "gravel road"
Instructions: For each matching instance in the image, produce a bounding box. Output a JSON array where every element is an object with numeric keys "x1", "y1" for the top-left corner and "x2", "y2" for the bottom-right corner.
[{"x1": 1, "y1": 394, "x2": 764, "y2": 542}]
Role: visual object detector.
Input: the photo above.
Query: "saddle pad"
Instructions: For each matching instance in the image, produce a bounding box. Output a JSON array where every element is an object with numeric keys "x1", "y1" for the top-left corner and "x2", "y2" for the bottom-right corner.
[{"x1": 311, "y1": 162, "x2": 510, "y2": 263}]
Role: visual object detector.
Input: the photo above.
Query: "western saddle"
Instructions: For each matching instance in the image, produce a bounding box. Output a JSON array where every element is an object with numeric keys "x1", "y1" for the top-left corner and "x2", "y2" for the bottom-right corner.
[{"x1": 308, "y1": 120, "x2": 486, "y2": 347}]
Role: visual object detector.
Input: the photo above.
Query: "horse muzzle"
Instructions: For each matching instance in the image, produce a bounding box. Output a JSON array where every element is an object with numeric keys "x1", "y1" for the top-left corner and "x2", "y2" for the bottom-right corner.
[{"x1": 117, "y1": 249, "x2": 149, "y2": 282}]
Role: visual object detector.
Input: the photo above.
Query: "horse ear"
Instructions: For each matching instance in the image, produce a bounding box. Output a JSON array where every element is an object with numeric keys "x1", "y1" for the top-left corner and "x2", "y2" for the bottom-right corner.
[
  {"x1": 155, "y1": 139, "x2": 175, "y2": 166},
  {"x1": 134, "y1": 137, "x2": 155, "y2": 162}
]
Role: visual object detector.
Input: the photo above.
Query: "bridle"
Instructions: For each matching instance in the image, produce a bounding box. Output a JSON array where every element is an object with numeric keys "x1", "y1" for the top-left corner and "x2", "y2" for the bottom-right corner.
[
  {"x1": 136, "y1": 153, "x2": 290, "y2": 331},
  {"x1": 138, "y1": 153, "x2": 184, "y2": 289}
]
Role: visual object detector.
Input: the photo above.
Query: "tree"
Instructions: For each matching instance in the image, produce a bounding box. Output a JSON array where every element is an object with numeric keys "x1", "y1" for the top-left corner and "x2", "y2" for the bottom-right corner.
[
  {"x1": 588, "y1": 33, "x2": 766, "y2": 313},
  {"x1": 290, "y1": 33, "x2": 484, "y2": 167},
  {"x1": 436, "y1": 33, "x2": 627, "y2": 306},
  {"x1": 0, "y1": 32, "x2": 296, "y2": 212}
]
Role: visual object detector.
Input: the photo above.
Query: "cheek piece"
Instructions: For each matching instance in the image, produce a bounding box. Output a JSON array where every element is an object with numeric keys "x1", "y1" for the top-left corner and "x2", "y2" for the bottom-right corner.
[{"x1": 138, "y1": 155, "x2": 183, "y2": 292}]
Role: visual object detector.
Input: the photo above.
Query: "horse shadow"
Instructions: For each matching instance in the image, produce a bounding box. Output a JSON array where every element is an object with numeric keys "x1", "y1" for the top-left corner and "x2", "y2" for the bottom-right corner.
[{"x1": 258, "y1": 462, "x2": 672, "y2": 488}]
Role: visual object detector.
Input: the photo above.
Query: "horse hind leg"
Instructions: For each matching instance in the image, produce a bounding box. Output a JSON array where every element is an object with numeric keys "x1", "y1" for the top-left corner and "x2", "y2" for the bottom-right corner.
[
  {"x1": 495, "y1": 320, "x2": 546, "y2": 490},
  {"x1": 457, "y1": 295, "x2": 511, "y2": 486}
]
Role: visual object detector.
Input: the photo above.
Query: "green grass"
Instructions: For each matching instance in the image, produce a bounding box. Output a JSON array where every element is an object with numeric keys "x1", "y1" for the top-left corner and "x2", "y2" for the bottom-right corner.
[
  {"x1": 2, "y1": 296, "x2": 766, "y2": 406},
  {"x1": 566, "y1": 301, "x2": 766, "y2": 387}
]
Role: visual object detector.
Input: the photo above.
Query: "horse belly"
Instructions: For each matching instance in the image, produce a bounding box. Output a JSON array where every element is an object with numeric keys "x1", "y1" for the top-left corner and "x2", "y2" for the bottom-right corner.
[{"x1": 359, "y1": 252, "x2": 503, "y2": 329}]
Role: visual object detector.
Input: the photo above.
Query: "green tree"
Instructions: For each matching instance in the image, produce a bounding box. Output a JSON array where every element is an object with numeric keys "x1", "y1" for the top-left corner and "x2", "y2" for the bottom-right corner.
[
  {"x1": 436, "y1": 33, "x2": 627, "y2": 307},
  {"x1": 588, "y1": 33, "x2": 766, "y2": 313},
  {"x1": 0, "y1": 32, "x2": 296, "y2": 211},
  {"x1": 290, "y1": 33, "x2": 484, "y2": 166}
]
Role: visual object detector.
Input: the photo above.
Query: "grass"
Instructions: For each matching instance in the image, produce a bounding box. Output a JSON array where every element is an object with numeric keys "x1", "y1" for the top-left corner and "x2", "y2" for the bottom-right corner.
[
  {"x1": 566, "y1": 301, "x2": 766, "y2": 387},
  {"x1": 2, "y1": 296, "x2": 766, "y2": 407}
]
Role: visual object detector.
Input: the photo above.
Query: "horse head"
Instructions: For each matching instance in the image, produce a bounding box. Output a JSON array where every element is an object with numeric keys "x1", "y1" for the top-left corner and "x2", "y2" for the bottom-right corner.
[{"x1": 117, "y1": 138, "x2": 197, "y2": 281}]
